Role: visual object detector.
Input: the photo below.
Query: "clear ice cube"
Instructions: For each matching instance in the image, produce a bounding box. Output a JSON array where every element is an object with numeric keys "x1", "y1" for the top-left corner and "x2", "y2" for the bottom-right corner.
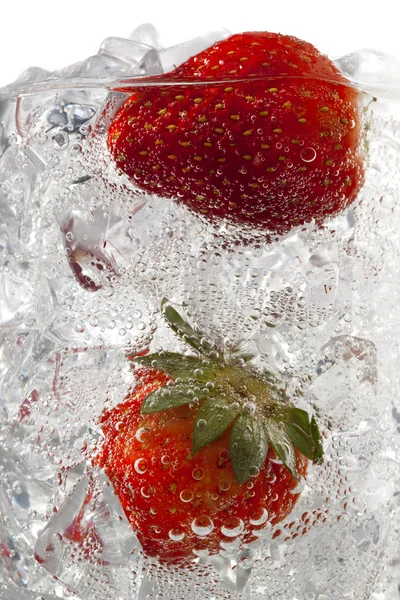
[
  {"x1": 311, "y1": 335, "x2": 377, "y2": 411},
  {"x1": 99, "y1": 37, "x2": 162, "y2": 76},
  {"x1": 35, "y1": 470, "x2": 142, "y2": 600},
  {"x1": 335, "y1": 49, "x2": 400, "y2": 99},
  {"x1": 128, "y1": 23, "x2": 161, "y2": 48}
]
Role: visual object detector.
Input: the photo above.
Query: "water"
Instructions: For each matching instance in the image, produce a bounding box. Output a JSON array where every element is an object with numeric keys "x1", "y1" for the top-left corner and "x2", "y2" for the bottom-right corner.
[{"x1": 1, "y1": 24, "x2": 400, "y2": 600}]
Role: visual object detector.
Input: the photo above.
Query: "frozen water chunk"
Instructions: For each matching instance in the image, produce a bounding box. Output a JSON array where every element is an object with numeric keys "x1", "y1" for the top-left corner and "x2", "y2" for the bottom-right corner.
[
  {"x1": 47, "y1": 102, "x2": 96, "y2": 132},
  {"x1": 0, "y1": 446, "x2": 53, "y2": 543},
  {"x1": 129, "y1": 23, "x2": 161, "y2": 48},
  {"x1": 0, "y1": 585, "x2": 56, "y2": 600},
  {"x1": 0, "y1": 272, "x2": 33, "y2": 326},
  {"x1": 311, "y1": 335, "x2": 377, "y2": 410},
  {"x1": 58, "y1": 208, "x2": 121, "y2": 292},
  {"x1": 52, "y1": 347, "x2": 132, "y2": 430},
  {"x1": 0, "y1": 484, "x2": 61, "y2": 595},
  {"x1": 59, "y1": 37, "x2": 163, "y2": 80},
  {"x1": 14, "y1": 66, "x2": 53, "y2": 84},
  {"x1": 59, "y1": 54, "x2": 130, "y2": 80},
  {"x1": 99, "y1": 37, "x2": 162, "y2": 76},
  {"x1": 35, "y1": 470, "x2": 142, "y2": 600},
  {"x1": 335, "y1": 50, "x2": 400, "y2": 99},
  {"x1": 0, "y1": 146, "x2": 42, "y2": 248},
  {"x1": 159, "y1": 29, "x2": 230, "y2": 72},
  {"x1": 305, "y1": 245, "x2": 339, "y2": 309}
]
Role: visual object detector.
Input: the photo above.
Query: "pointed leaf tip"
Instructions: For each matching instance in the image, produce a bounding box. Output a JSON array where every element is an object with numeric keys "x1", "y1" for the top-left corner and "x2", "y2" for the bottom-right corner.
[
  {"x1": 160, "y1": 299, "x2": 213, "y2": 356},
  {"x1": 310, "y1": 415, "x2": 324, "y2": 464},
  {"x1": 229, "y1": 412, "x2": 269, "y2": 485},
  {"x1": 265, "y1": 420, "x2": 298, "y2": 479},
  {"x1": 192, "y1": 395, "x2": 240, "y2": 455},
  {"x1": 285, "y1": 408, "x2": 324, "y2": 466}
]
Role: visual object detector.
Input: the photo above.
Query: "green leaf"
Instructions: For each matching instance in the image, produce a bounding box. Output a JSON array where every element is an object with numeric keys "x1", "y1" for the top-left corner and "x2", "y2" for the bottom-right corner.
[
  {"x1": 229, "y1": 412, "x2": 269, "y2": 485},
  {"x1": 161, "y1": 299, "x2": 213, "y2": 355},
  {"x1": 133, "y1": 352, "x2": 214, "y2": 382},
  {"x1": 287, "y1": 407, "x2": 312, "y2": 434},
  {"x1": 141, "y1": 381, "x2": 211, "y2": 415},
  {"x1": 192, "y1": 395, "x2": 240, "y2": 455},
  {"x1": 285, "y1": 423, "x2": 315, "y2": 462},
  {"x1": 285, "y1": 408, "x2": 324, "y2": 465},
  {"x1": 265, "y1": 420, "x2": 298, "y2": 479},
  {"x1": 310, "y1": 416, "x2": 324, "y2": 464}
]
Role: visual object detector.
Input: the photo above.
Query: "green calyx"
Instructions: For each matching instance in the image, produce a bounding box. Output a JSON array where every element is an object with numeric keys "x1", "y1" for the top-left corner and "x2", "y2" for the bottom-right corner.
[{"x1": 130, "y1": 299, "x2": 323, "y2": 485}]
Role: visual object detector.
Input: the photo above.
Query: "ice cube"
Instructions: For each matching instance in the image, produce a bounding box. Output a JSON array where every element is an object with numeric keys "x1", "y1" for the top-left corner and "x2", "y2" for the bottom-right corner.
[
  {"x1": 35, "y1": 470, "x2": 142, "y2": 600},
  {"x1": 47, "y1": 102, "x2": 97, "y2": 132},
  {"x1": 0, "y1": 446, "x2": 53, "y2": 543},
  {"x1": 14, "y1": 67, "x2": 53, "y2": 85},
  {"x1": 59, "y1": 55, "x2": 130, "y2": 80},
  {"x1": 129, "y1": 23, "x2": 161, "y2": 48},
  {"x1": 99, "y1": 37, "x2": 162, "y2": 76},
  {"x1": 52, "y1": 347, "x2": 133, "y2": 430},
  {"x1": 335, "y1": 49, "x2": 400, "y2": 99},
  {"x1": 0, "y1": 485, "x2": 62, "y2": 595},
  {"x1": 0, "y1": 146, "x2": 42, "y2": 248},
  {"x1": 311, "y1": 335, "x2": 377, "y2": 411}
]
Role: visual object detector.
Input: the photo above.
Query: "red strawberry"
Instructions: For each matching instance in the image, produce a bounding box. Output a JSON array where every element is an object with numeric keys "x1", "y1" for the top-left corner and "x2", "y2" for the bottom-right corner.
[
  {"x1": 108, "y1": 31, "x2": 364, "y2": 233},
  {"x1": 95, "y1": 300, "x2": 323, "y2": 564}
]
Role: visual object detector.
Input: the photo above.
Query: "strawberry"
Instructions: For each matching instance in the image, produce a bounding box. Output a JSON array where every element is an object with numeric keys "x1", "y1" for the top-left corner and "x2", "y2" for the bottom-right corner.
[
  {"x1": 95, "y1": 300, "x2": 323, "y2": 564},
  {"x1": 108, "y1": 31, "x2": 364, "y2": 233}
]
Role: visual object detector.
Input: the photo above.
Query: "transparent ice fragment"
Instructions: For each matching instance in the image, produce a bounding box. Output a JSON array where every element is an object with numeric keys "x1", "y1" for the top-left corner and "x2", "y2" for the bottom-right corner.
[
  {"x1": 99, "y1": 37, "x2": 162, "y2": 76},
  {"x1": 0, "y1": 120, "x2": 5, "y2": 158},
  {"x1": 0, "y1": 446, "x2": 54, "y2": 543},
  {"x1": 0, "y1": 146, "x2": 41, "y2": 247},
  {"x1": 59, "y1": 208, "x2": 120, "y2": 292},
  {"x1": 159, "y1": 29, "x2": 230, "y2": 72},
  {"x1": 204, "y1": 553, "x2": 253, "y2": 595},
  {"x1": 0, "y1": 584, "x2": 69, "y2": 600},
  {"x1": 52, "y1": 347, "x2": 133, "y2": 430},
  {"x1": 0, "y1": 272, "x2": 33, "y2": 325},
  {"x1": 303, "y1": 247, "x2": 339, "y2": 310},
  {"x1": 35, "y1": 470, "x2": 142, "y2": 600},
  {"x1": 129, "y1": 23, "x2": 161, "y2": 48},
  {"x1": 335, "y1": 49, "x2": 400, "y2": 99},
  {"x1": 47, "y1": 102, "x2": 96, "y2": 133},
  {"x1": 311, "y1": 335, "x2": 377, "y2": 409},
  {"x1": 0, "y1": 485, "x2": 58, "y2": 594},
  {"x1": 14, "y1": 66, "x2": 53, "y2": 85},
  {"x1": 129, "y1": 47, "x2": 163, "y2": 76},
  {"x1": 59, "y1": 54, "x2": 129, "y2": 80}
]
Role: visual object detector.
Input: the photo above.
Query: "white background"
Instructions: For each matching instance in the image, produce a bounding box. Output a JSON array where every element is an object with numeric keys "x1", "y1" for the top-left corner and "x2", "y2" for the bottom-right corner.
[{"x1": 0, "y1": 0, "x2": 399, "y2": 87}]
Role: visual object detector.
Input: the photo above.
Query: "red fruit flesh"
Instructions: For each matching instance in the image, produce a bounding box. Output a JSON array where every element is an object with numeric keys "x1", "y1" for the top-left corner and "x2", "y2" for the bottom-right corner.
[
  {"x1": 95, "y1": 368, "x2": 307, "y2": 564},
  {"x1": 108, "y1": 31, "x2": 364, "y2": 232}
]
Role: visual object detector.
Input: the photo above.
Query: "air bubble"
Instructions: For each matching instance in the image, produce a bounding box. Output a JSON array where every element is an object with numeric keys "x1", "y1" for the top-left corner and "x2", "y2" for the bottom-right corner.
[
  {"x1": 219, "y1": 479, "x2": 231, "y2": 491},
  {"x1": 180, "y1": 489, "x2": 194, "y2": 502},
  {"x1": 52, "y1": 130, "x2": 69, "y2": 150},
  {"x1": 250, "y1": 508, "x2": 269, "y2": 526},
  {"x1": 221, "y1": 518, "x2": 244, "y2": 537},
  {"x1": 191, "y1": 515, "x2": 214, "y2": 537},
  {"x1": 169, "y1": 528, "x2": 185, "y2": 542},
  {"x1": 134, "y1": 458, "x2": 148, "y2": 474},
  {"x1": 192, "y1": 468, "x2": 204, "y2": 480},
  {"x1": 300, "y1": 147, "x2": 317, "y2": 162},
  {"x1": 12, "y1": 481, "x2": 23, "y2": 495},
  {"x1": 89, "y1": 315, "x2": 99, "y2": 327}
]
